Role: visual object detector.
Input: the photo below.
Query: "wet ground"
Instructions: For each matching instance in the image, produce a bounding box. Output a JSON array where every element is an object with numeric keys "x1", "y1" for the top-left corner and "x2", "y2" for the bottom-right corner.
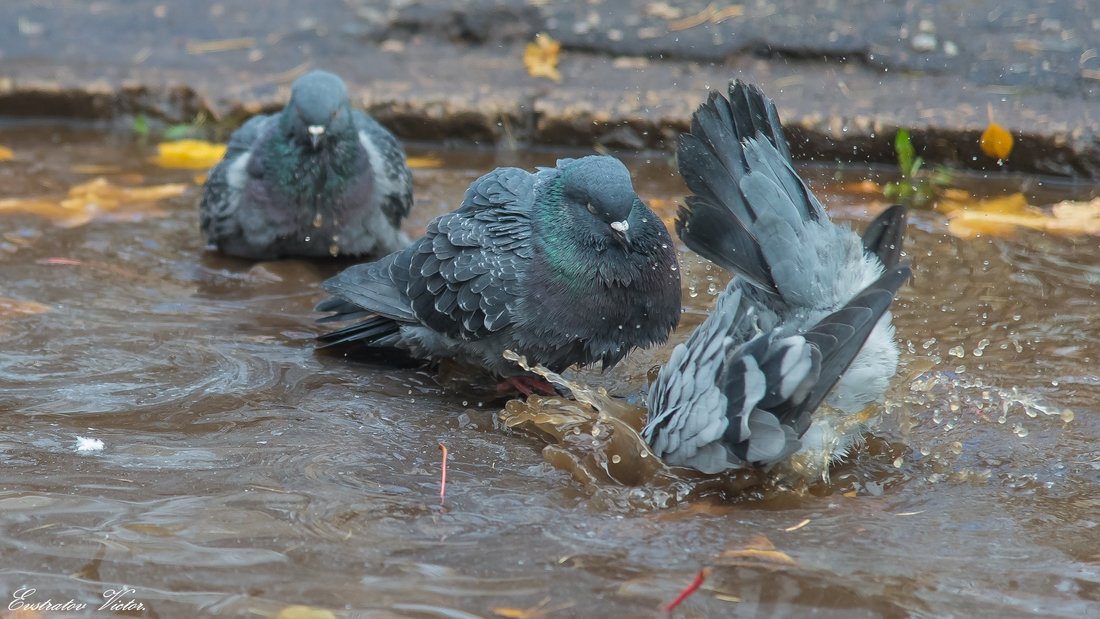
[{"x1": 0, "y1": 126, "x2": 1098, "y2": 618}]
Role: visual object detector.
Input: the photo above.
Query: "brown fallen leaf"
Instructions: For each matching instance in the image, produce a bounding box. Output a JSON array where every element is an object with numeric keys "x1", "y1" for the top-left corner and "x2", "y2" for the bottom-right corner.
[
  {"x1": 150, "y1": 139, "x2": 227, "y2": 170},
  {"x1": 0, "y1": 145, "x2": 14, "y2": 161},
  {"x1": 524, "y1": 33, "x2": 562, "y2": 81}
]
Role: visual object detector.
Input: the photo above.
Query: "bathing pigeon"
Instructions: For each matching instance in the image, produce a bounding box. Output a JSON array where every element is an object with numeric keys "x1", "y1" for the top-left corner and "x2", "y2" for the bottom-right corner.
[
  {"x1": 642, "y1": 81, "x2": 910, "y2": 478},
  {"x1": 315, "y1": 155, "x2": 681, "y2": 390},
  {"x1": 199, "y1": 70, "x2": 412, "y2": 260}
]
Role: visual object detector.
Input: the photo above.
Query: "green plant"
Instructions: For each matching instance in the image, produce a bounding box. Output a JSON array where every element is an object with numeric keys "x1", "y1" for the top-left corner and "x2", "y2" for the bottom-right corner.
[
  {"x1": 883, "y1": 129, "x2": 953, "y2": 208},
  {"x1": 130, "y1": 112, "x2": 210, "y2": 143}
]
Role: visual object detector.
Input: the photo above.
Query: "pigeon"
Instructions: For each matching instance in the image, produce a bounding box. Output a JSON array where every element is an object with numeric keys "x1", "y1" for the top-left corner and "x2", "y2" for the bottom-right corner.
[
  {"x1": 315, "y1": 155, "x2": 682, "y2": 391},
  {"x1": 199, "y1": 70, "x2": 413, "y2": 260},
  {"x1": 642, "y1": 81, "x2": 910, "y2": 479}
]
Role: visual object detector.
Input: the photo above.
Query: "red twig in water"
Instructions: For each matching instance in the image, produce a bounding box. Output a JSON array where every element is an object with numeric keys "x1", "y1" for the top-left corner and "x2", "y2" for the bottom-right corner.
[
  {"x1": 664, "y1": 568, "x2": 707, "y2": 613},
  {"x1": 438, "y1": 443, "x2": 448, "y2": 504}
]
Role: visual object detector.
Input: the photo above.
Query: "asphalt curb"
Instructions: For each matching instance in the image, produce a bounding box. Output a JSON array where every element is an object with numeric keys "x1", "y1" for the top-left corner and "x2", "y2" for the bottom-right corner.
[{"x1": 1, "y1": 0, "x2": 1098, "y2": 177}]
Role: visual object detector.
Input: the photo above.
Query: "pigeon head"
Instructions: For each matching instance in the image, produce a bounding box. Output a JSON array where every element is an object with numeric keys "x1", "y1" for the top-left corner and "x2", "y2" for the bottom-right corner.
[
  {"x1": 284, "y1": 70, "x2": 354, "y2": 150},
  {"x1": 559, "y1": 156, "x2": 640, "y2": 248}
]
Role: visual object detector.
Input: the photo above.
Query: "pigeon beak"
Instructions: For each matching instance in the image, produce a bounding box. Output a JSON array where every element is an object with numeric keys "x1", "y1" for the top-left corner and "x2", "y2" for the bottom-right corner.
[
  {"x1": 610, "y1": 220, "x2": 631, "y2": 247},
  {"x1": 308, "y1": 125, "x2": 326, "y2": 148}
]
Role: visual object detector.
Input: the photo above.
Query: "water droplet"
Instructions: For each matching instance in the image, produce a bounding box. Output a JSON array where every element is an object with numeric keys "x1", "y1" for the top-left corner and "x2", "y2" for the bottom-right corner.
[
  {"x1": 1013, "y1": 424, "x2": 1028, "y2": 438},
  {"x1": 948, "y1": 345, "x2": 965, "y2": 358},
  {"x1": 922, "y1": 338, "x2": 937, "y2": 350},
  {"x1": 688, "y1": 285, "x2": 698, "y2": 298},
  {"x1": 313, "y1": 213, "x2": 324, "y2": 228},
  {"x1": 1060, "y1": 410, "x2": 1075, "y2": 423},
  {"x1": 893, "y1": 457, "x2": 904, "y2": 468},
  {"x1": 611, "y1": 455, "x2": 621, "y2": 464}
]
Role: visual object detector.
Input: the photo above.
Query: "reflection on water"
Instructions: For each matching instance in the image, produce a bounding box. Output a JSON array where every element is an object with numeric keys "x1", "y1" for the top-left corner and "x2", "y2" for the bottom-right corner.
[{"x1": 0, "y1": 126, "x2": 1097, "y2": 617}]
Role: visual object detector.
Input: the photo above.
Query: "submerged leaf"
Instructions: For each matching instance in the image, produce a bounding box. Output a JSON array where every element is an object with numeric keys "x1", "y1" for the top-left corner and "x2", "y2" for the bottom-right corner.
[
  {"x1": 0, "y1": 177, "x2": 187, "y2": 227},
  {"x1": 151, "y1": 139, "x2": 227, "y2": 170},
  {"x1": 940, "y1": 193, "x2": 1100, "y2": 238},
  {"x1": 406, "y1": 156, "x2": 444, "y2": 169},
  {"x1": 717, "y1": 534, "x2": 797, "y2": 566},
  {"x1": 980, "y1": 121, "x2": 1013, "y2": 160},
  {"x1": 275, "y1": 606, "x2": 336, "y2": 619},
  {"x1": 0, "y1": 297, "x2": 50, "y2": 318},
  {"x1": 524, "y1": 33, "x2": 562, "y2": 81}
]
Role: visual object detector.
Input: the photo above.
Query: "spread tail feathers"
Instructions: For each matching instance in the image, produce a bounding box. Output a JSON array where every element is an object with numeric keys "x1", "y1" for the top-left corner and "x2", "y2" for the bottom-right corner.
[{"x1": 676, "y1": 80, "x2": 830, "y2": 300}]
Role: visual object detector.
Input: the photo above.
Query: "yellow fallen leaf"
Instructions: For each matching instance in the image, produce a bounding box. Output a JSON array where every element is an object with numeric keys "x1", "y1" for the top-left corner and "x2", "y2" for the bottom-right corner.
[
  {"x1": 492, "y1": 598, "x2": 573, "y2": 618},
  {"x1": 980, "y1": 121, "x2": 1013, "y2": 160},
  {"x1": 275, "y1": 605, "x2": 336, "y2": 619},
  {"x1": 0, "y1": 145, "x2": 13, "y2": 161},
  {"x1": 151, "y1": 139, "x2": 227, "y2": 170},
  {"x1": 493, "y1": 608, "x2": 536, "y2": 619},
  {"x1": 406, "y1": 156, "x2": 444, "y2": 169},
  {"x1": 943, "y1": 193, "x2": 1100, "y2": 238},
  {"x1": 937, "y1": 191, "x2": 1028, "y2": 216},
  {"x1": 524, "y1": 33, "x2": 561, "y2": 81},
  {"x1": 193, "y1": 174, "x2": 207, "y2": 185},
  {"x1": 0, "y1": 177, "x2": 187, "y2": 227}
]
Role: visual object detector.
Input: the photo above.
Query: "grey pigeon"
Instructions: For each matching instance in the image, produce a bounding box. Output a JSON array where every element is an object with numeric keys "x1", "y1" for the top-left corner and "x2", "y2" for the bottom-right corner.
[
  {"x1": 315, "y1": 155, "x2": 681, "y2": 389},
  {"x1": 642, "y1": 81, "x2": 910, "y2": 478},
  {"x1": 199, "y1": 70, "x2": 412, "y2": 260}
]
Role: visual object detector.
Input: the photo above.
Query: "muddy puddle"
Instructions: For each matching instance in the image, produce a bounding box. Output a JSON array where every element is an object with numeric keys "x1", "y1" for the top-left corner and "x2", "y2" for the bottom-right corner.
[{"x1": 0, "y1": 125, "x2": 1097, "y2": 617}]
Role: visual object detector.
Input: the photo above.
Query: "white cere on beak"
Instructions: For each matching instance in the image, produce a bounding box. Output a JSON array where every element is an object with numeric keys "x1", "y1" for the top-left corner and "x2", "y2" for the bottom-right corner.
[
  {"x1": 308, "y1": 125, "x2": 326, "y2": 137},
  {"x1": 610, "y1": 220, "x2": 629, "y2": 233}
]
